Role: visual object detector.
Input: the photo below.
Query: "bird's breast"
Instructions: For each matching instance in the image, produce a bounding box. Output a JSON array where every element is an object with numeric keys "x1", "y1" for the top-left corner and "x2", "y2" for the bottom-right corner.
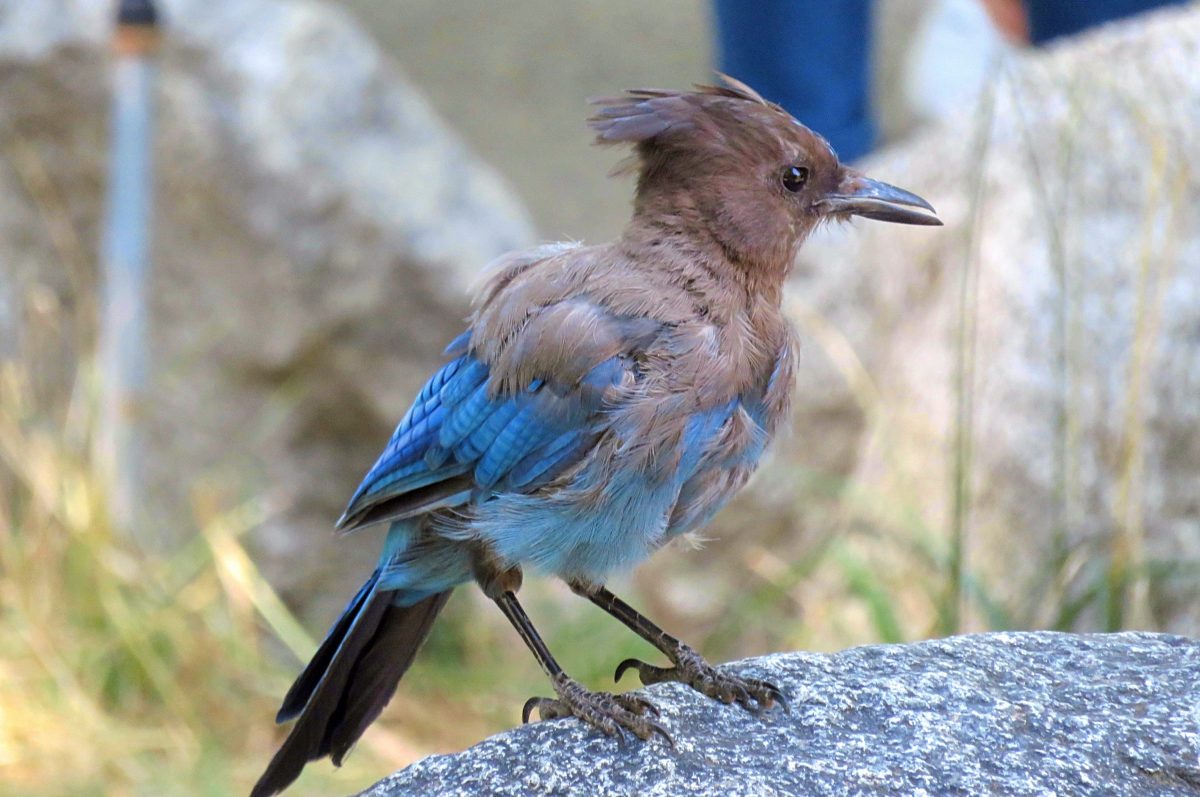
[{"x1": 457, "y1": 299, "x2": 796, "y2": 582}]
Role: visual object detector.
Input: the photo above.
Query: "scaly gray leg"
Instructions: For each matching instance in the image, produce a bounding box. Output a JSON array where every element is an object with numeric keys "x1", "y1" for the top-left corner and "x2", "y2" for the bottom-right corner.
[
  {"x1": 488, "y1": 582, "x2": 672, "y2": 744},
  {"x1": 571, "y1": 582, "x2": 787, "y2": 714}
]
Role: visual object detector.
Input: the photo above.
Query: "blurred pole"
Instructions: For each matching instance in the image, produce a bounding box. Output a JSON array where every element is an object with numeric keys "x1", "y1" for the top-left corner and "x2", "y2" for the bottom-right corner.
[{"x1": 98, "y1": 0, "x2": 159, "y2": 537}]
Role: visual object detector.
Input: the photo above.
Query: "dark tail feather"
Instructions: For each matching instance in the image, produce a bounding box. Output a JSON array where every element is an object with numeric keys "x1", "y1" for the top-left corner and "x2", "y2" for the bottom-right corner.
[
  {"x1": 275, "y1": 577, "x2": 377, "y2": 724},
  {"x1": 250, "y1": 583, "x2": 452, "y2": 797},
  {"x1": 329, "y1": 590, "x2": 451, "y2": 763}
]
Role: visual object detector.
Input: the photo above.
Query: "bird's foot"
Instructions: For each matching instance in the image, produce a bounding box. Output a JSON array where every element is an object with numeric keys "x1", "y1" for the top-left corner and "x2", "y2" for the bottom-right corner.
[
  {"x1": 615, "y1": 644, "x2": 787, "y2": 714},
  {"x1": 522, "y1": 673, "x2": 673, "y2": 745}
]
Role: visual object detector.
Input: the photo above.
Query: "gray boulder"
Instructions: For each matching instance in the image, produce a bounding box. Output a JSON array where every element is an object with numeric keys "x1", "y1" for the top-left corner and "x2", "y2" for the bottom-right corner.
[
  {"x1": 358, "y1": 632, "x2": 1200, "y2": 797},
  {"x1": 0, "y1": 0, "x2": 532, "y2": 614}
]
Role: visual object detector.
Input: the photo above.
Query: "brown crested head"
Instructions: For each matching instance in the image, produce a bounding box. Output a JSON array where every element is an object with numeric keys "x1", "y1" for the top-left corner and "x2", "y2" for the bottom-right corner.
[{"x1": 589, "y1": 76, "x2": 940, "y2": 275}]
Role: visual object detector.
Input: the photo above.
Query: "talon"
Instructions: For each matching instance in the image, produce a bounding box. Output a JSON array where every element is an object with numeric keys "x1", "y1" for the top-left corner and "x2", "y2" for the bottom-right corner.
[
  {"x1": 522, "y1": 696, "x2": 541, "y2": 724},
  {"x1": 614, "y1": 658, "x2": 675, "y2": 687},
  {"x1": 614, "y1": 657, "x2": 641, "y2": 683},
  {"x1": 531, "y1": 675, "x2": 674, "y2": 744},
  {"x1": 600, "y1": 717, "x2": 624, "y2": 740},
  {"x1": 615, "y1": 693, "x2": 660, "y2": 718},
  {"x1": 624, "y1": 647, "x2": 791, "y2": 719},
  {"x1": 724, "y1": 686, "x2": 753, "y2": 710},
  {"x1": 631, "y1": 716, "x2": 673, "y2": 744},
  {"x1": 744, "y1": 677, "x2": 788, "y2": 712},
  {"x1": 523, "y1": 696, "x2": 570, "y2": 723},
  {"x1": 648, "y1": 721, "x2": 676, "y2": 749}
]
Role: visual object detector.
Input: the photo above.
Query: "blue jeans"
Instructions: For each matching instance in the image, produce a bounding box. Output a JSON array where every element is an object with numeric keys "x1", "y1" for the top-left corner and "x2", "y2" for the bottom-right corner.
[
  {"x1": 713, "y1": 0, "x2": 874, "y2": 162},
  {"x1": 714, "y1": 0, "x2": 1185, "y2": 162},
  {"x1": 1026, "y1": 0, "x2": 1184, "y2": 43}
]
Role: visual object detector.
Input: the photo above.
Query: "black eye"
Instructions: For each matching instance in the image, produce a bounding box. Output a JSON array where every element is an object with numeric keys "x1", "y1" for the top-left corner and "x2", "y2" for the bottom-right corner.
[{"x1": 781, "y1": 165, "x2": 809, "y2": 192}]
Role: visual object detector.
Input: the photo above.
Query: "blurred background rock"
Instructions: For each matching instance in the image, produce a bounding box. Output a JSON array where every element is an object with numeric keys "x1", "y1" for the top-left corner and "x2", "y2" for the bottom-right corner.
[{"x1": 1, "y1": 0, "x2": 1196, "y2": 795}]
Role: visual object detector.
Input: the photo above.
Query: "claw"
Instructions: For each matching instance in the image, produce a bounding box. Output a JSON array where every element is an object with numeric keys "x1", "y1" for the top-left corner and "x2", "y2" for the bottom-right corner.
[
  {"x1": 618, "y1": 647, "x2": 788, "y2": 718},
  {"x1": 523, "y1": 675, "x2": 674, "y2": 745},
  {"x1": 629, "y1": 716, "x2": 675, "y2": 747},
  {"x1": 523, "y1": 696, "x2": 574, "y2": 723},
  {"x1": 742, "y1": 676, "x2": 789, "y2": 712},
  {"x1": 613, "y1": 657, "x2": 640, "y2": 684},
  {"x1": 615, "y1": 693, "x2": 660, "y2": 718},
  {"x1": 615, "y1": 694, "x2": 674, "y2": 746},
  {"x1": 614, "y1": 657, "x2": 675, "y2": 686},
  {"x1": 605, "y1": 719, "x2": 628, "y2": 743},
  {"x1": 521, "y1": 696, "x2": 540, "y2": 724},
  {"x1": 731, "y1": 684, "x2": 760, "y2": 713},
  {"x1": 656, "y1": 725, "x2": 676, "y2": 748}
]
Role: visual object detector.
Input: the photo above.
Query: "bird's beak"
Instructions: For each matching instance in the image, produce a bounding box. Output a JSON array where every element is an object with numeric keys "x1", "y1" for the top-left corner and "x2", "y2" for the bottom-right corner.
[{"x1": 818, "y1": 174, "x2": 942, "y2": 226}]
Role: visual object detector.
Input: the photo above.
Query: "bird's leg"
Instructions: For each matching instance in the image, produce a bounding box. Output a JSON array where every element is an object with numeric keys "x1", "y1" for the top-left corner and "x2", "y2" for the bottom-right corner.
[
  {"x1": 571, "y1": 582, "x2": 787, "y2": 714},
  {"x1": 491, "y1": 591, "x2": 670, "y2": 742},
  {"x1": 475, "y1": 559, "x2": 671, "y2": 743}
]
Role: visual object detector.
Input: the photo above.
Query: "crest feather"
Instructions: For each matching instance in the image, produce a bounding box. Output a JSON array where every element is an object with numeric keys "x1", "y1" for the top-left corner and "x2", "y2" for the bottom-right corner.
[{"x1": 587, "y1": 74, "x2": 782, "y2": 148}]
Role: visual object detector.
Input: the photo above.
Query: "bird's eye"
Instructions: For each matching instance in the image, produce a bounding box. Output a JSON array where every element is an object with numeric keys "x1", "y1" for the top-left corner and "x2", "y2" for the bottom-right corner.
[{"x1": 781, "y1": 165, "x2": 809, "y2": 193}]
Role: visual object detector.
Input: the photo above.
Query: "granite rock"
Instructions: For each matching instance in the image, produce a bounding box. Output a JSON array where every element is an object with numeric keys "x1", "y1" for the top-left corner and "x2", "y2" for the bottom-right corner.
[{"x1": 358, "y1": 632, "x2": 1200, "y2": 797}]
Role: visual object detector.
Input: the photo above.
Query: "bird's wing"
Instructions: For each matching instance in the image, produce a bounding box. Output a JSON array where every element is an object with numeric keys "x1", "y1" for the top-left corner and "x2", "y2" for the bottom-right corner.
[
  {"x1": 335, "y1": 332, "x2": 480, "y2": 532},
  {"x1": 336, "y1": 302, "x2": 663, "y2": 534}
]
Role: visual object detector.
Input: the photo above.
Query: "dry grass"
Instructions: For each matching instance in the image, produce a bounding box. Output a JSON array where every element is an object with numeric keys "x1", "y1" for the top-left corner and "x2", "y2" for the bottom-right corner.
[{"x1": 0, "y1": 362, "x2": 467, "y2": 797}]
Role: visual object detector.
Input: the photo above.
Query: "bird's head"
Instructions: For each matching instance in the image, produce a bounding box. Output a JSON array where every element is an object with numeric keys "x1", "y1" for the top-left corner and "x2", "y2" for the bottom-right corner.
[{"x1": 590, "y1": 77, "x2": 941, "y2": 277}]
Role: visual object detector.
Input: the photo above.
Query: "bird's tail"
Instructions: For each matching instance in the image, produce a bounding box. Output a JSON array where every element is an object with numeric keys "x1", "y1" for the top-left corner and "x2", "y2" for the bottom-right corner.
[{"x1": 250, "y1": 571, "x2": 451, "y2": 797}]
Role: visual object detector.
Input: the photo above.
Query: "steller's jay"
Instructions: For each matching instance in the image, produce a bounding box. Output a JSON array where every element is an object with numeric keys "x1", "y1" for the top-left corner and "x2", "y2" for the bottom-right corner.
[{"x1": 251, "y1": 77, "x2": 941, "y2": 797}]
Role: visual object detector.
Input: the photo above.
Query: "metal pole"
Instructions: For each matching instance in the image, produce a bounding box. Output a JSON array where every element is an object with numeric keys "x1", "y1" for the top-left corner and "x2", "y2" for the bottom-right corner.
[{"x1": 98, "y1": 0, "x2": 159, "y2": 536}]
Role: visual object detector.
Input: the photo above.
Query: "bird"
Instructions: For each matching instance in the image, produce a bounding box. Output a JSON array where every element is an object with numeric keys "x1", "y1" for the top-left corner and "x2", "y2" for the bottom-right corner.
[{"x1": 250, "y1": 76, "x2": 941, "y2": 797}]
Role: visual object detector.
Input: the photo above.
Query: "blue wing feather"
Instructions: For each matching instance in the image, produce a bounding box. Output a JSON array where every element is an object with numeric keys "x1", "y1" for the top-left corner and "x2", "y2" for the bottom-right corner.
[
  {"x1": 475, "y1": 401, "x2": 560, "y2": 488},
  {"x1": 424, "y1": 382, "x2": 492, "y2": 468},
  {"x1": 456, "y1": 401, "x2": 522, "y2": 461},
  {"x1": 503, "y1": 429, "x2": 591, "y2": 491},
  {"x1": 338, "y1": 341, "x2": 633, "y2": 532},
  {"x1": 339, "y1": 354, "x2": 484, "y2": 528}
]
